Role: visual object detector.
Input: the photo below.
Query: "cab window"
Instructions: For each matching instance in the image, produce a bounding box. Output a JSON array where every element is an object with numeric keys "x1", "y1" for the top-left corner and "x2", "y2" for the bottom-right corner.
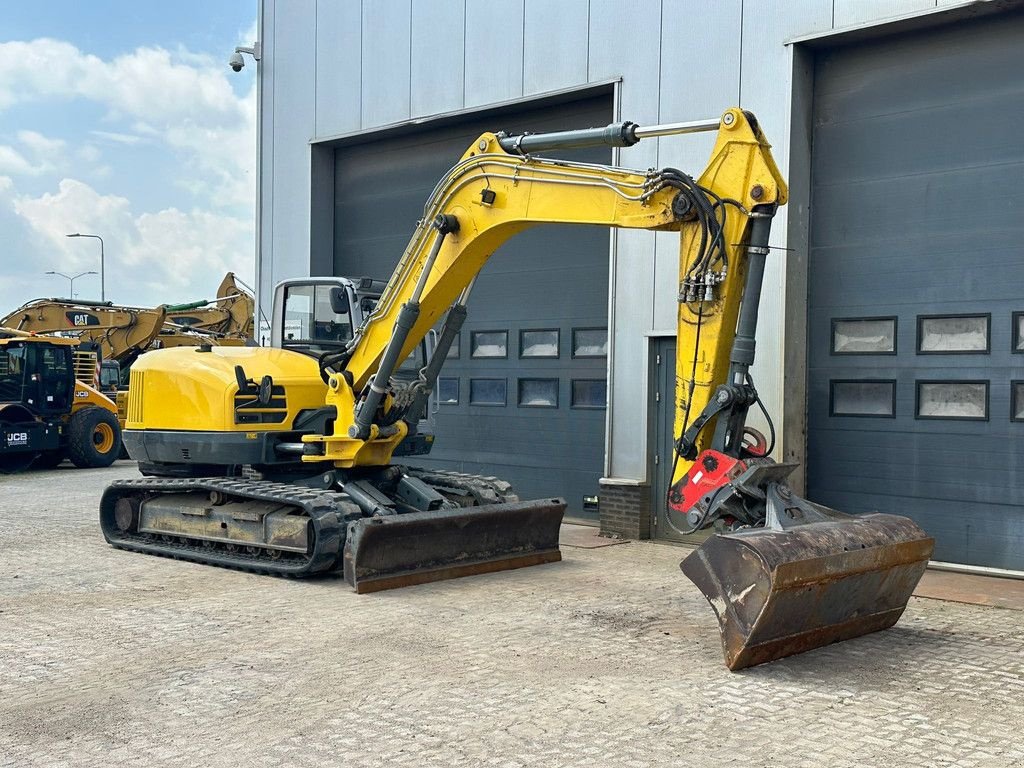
[
  {"x1": 0, "y1": 345, "x2": 28, "y2": 401},
  {"x1": 282, "y1": 284, "x2": 354, "y2": 353}
]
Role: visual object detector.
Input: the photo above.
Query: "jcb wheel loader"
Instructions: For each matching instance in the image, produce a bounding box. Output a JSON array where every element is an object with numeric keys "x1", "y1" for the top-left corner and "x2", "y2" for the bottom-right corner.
[
  {"x1": 99, "y1": 109, "x2": 932, "y2": 668},
  {"x1": 0, "y1": 330, "x2": 122, "y2": 472}
]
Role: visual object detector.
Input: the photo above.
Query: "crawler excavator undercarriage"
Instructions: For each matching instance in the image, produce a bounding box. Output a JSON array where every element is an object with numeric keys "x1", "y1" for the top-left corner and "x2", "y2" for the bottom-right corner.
[{"x1": 99, "y1": 109, "x2": 932, "y2": 666}]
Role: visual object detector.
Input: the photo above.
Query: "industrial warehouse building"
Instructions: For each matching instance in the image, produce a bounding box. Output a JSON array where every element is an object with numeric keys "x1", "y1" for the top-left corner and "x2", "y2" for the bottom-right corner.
[{"x1": 253, "y1": 0, "x2": 1024, "y2": 571}]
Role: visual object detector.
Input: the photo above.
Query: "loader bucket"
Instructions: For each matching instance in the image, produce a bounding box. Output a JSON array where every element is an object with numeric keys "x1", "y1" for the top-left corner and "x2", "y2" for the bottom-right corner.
[
  {"x1": 343, "y1": 497, "x2": 566, "y2": 593},
  {"x1": 681, "y1": 490, "x2": 934, "y2": 670}
]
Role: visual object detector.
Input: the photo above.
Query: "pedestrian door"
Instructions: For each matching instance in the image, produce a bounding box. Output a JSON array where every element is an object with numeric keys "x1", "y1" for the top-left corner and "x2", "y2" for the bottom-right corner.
[{"x1": 650, "y1": 337, "x2": 712, "y2": 544}]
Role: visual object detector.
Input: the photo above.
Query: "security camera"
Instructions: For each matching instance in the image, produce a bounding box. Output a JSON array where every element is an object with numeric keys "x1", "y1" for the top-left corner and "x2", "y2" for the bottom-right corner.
[{"x1": 229, "y1": 43, "x2": 261, "y2": 73}]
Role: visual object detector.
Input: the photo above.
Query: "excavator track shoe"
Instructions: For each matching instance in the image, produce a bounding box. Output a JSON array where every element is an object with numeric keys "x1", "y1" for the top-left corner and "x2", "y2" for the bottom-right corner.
[
  {"x1": 343, "y1": 497, "x2": 566, "y2": 593},
  {"x1": 681, "y1": 487, "x2": 934, "y2": 670},
  {"x1": 100, "y1": 477, "x2": 345, "y2": 577}
]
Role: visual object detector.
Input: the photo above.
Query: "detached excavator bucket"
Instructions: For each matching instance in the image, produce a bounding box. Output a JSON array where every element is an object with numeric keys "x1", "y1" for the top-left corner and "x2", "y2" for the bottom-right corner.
[
  {"x1": 681, "y1": 486, "x2": 934, "y2": 670},
  {"x1": 343, "y1": 497, "x2": 566, "y2": 593}
]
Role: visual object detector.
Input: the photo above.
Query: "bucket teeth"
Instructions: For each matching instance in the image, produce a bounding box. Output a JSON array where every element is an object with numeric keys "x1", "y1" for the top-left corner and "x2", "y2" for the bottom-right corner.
[
  {"x1": 343, "y1": 497, "x2": 566, "y2": 593},
  {"x1": 681, "y1": 492, "x2": 934, "y2": 670}
]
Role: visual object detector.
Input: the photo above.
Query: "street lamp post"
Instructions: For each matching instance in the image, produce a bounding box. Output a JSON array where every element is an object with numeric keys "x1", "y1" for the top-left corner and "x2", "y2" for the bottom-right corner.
[
  {"x1": 65, "y1": 233, "x2": 105, "y2": 301},
  {"x1": 45, "y1": 270, "x2": 98, "y2": 299}
]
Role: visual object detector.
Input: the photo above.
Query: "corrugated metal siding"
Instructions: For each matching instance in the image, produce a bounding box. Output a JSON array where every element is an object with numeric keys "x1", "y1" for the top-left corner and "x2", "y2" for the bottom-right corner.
[
  {"x1": 264, "y1": 0, "x2": 316, "y2": 301},
  {"x1": 410, "y1": 0, "x2": 465, "y2": 117},
  {"x1": 833, "y1": 0, "x2": 936, "y2": 26},
  {"x1": 464, "y1": 0, "x2": 524, "y2": 106},
  {"x1": 523, "y1": 0, "x2": 589, "y2": 94},
  {"x1": 360, "y1": 0, "x2": 412, "y2": 127},
  {"x1": 314, "y1": 0, "x2": 360, "y2": 136}
]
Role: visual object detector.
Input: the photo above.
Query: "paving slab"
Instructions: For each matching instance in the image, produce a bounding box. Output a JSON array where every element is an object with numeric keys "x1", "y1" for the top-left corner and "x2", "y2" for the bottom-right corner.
[{"x1": 2, "y1": 463, "x2": 1024, "y2": 767}]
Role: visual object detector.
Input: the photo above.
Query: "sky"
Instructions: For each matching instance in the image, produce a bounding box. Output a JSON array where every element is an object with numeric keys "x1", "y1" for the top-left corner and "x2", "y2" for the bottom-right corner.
[{"x1": 0, "y1": 1, "x2": 257, "y2": 315}]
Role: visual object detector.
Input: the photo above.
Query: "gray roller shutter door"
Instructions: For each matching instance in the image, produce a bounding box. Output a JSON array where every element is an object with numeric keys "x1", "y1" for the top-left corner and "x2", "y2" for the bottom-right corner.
[
  {"x1": 807, "y1": 11, "x2": 1024, "y2": 569},
  {"x1": 332, "y1": 93, "x2": 613, "y2": 520}
]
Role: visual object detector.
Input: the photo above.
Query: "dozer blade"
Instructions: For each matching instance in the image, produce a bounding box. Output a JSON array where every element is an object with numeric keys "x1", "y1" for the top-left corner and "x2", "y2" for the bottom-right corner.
[
  {"x1": 681, "y1": 487, "x2": 934, "y2": 670},
  {"x1": 343, "y1": 497, "x2": 566, "y2": 593}
]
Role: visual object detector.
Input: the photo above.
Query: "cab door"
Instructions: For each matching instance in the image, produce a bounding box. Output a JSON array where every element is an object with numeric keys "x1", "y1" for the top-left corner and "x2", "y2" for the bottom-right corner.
[{"x1": 31, "y1": 344, "x2": 74, "y2": 417}]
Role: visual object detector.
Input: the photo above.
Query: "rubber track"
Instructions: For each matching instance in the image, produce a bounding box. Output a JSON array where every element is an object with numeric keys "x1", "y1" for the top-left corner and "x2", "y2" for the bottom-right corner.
[
  {"x1": 405, "y1": 467, "x2": 519, "y2": 505},
  {"x1": 99, "y1": 477, "x2": 345, "y2": 577}
]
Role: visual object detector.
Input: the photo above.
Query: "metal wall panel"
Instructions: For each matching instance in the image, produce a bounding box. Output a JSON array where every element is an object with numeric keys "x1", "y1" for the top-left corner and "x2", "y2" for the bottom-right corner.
[
  {"x1": 332, "y1": 94, "x2": 614, "y2": 517},
  {"x1": 268, "y1": 0, "x2": 317, "y2": 294},
  {"x1": 587, "y1": 0, "x2": 661, "y2": 167},
  {"x1": 606, "y1": 229, "x2": 655, "y2": 478},
  {"x1": 410, "y1": 0, "x2": 465, "y2": 117},
  {"x1": 738, "y1": 0, "x2": 832, "y2": 438},
  {"x1": 588, "y1": 0, "x2": 663, "y2": 480},
  {"x1": 315, "y1": 0, "x2": 361, "y2": 136},
  {"x1": 361, "y1": 0, "x2": 412, "y2": 127},
  {"x1": 523, "y1": 0, "x2": 589, "y2": 95},
  {"x1": 257, "y1": 0, "x2": 276, "y2": 317},
  {"x1": 656, "y1": 0, "x2": 743, "y2": 337},
  {"x1": 807, "y1": 10, "x2": 1024, "y2": 569},
  {"x1": 833, "y1": 0, "x2": 936, "y2": 27},
  {"x1": 464, "y1": 0, "x2": 524, "y2": 107}
]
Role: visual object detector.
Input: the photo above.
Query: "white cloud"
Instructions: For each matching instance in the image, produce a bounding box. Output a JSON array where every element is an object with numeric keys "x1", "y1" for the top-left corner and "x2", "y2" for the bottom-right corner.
[
  {"x1": 0, "y1": 37, "x2": 255, "y2": 209},
  {"x1": 0, "y1": 145, "x2": 45, "y2": 176},
  {"x1": 77, "y1": 144, "x2": 101, "y2": 162},
  {"x1": 0, "y1": 39, "x2": 241, "y2": 125},
  {"x1": 0, "y1": 32, "x2": 256, "y2": 314},
  {"x1": 89, "y1": 130, "x2": 143, "y2": 145},
  {"x1": 17, "y1": 130, "x2": 66, "y2": 156},
  {"x1": 2, "y1": 177, "x2": 252, "y2": 310},
  {"x1": 0, "y1": 130, "x2": 68, "y2": 176}
]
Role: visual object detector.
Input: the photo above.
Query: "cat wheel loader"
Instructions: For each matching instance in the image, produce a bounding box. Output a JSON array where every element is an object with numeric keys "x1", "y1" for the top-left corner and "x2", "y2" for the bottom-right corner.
[
  {"x1": 99, "y1": 109, "x2": 932, "y2": 668},
  {"x1": 0, "y1": 329, "x2": 121, "y2": 472}
]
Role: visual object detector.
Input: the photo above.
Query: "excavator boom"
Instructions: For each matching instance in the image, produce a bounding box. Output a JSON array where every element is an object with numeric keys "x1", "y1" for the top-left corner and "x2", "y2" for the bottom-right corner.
[{"x1": 164, "y1": 272, "x2": 256, "y2": 340}]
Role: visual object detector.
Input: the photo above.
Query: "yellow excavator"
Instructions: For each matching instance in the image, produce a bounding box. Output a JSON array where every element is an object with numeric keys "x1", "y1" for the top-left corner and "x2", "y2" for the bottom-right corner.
[
  {"x1": 98, "y1": 109, "x2": 933, "y2": 668},
  {"x1": 1, "y1": 272, "x2": 254, "y2": 373},
  {"x1": 164, "y1": 272, "x2": 256, "y2": 341},
  {"x1": 2, "y1": 299, "x2": 171, "y2": 374}
]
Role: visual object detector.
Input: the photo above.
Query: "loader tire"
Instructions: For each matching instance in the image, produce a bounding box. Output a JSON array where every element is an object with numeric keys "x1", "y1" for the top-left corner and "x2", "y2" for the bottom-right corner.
[{"x1": 67, "y1": 407, "x2": 122, "y2": 469}]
